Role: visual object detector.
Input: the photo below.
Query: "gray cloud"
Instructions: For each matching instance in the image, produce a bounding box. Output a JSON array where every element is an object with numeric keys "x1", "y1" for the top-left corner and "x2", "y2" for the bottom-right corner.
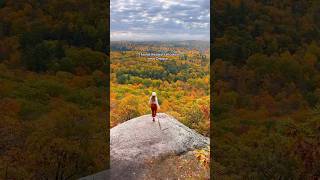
[{"x1": 111, "y1": 0, "x2": 210, "y2": 41}]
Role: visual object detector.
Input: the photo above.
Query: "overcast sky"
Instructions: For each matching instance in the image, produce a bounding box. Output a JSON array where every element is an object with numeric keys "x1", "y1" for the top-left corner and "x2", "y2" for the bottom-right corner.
[{"x1": 110, "y1": 0, "x2": 210, "y2": 41}]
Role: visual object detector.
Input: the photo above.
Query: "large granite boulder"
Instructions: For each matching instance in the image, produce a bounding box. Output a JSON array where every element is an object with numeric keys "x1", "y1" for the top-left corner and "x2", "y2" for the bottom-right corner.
[{"x1": 80, "y1": 113, "x2": 209, "y2": 180}]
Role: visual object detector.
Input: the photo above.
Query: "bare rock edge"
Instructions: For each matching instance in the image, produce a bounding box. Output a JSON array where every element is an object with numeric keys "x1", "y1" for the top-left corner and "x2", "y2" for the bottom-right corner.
[{"x1": 79, "y1": 113, "x2": 209, "y2": 180}]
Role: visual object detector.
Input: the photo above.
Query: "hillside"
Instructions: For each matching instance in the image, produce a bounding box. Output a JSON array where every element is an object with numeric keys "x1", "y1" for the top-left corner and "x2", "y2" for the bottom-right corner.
[
  {"x1": 110, "y1": 42, "x2": 210, "y2": 137},
  {"x1": 80, "y1": 113, "x2": 209, "y2": 180},
  {"x1": 213, "y1": 0, "x2": 320, "y2": 178},
  {"x1": 0, "y1": 1, "x2": 109, "y2": 179}
]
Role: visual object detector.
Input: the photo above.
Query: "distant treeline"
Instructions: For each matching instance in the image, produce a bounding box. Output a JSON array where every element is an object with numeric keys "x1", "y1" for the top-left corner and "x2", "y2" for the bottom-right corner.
[{"x1": 110, "y1": 41, "x2": 210, "y2": 52}]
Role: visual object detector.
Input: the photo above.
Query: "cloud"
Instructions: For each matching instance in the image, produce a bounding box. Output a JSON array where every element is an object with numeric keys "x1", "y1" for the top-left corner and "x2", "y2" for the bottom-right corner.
[{"x1": 111, "y1": 0, "x2": 210, "y2": 41}]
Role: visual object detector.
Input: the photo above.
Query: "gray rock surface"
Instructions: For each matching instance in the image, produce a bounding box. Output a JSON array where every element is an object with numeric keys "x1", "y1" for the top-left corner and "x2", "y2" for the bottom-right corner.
[{"x1": 80, "y1": 113, "x2": 209, "y2": 180}]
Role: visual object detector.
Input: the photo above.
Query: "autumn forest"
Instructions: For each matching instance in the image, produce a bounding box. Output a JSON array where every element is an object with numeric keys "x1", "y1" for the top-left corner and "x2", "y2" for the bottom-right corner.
[
  {"x1": 110, "y1": 41, "x2": 210, "y2": 135},
  {"x1": 213, "y1": 0, "x2": 320, "y2": 178},
  {"x1": 1, "y1": 0, "x2": 320, "y2": 179},
  {"x1": 0, "y1": 1, "x2": 108, "y2": 179}
]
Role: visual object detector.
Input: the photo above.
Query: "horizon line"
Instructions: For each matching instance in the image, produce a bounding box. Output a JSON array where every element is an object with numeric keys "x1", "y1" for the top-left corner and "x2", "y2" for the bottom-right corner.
[{"x1": 110, "y1": 40, "x2": 210, "y2": 42}]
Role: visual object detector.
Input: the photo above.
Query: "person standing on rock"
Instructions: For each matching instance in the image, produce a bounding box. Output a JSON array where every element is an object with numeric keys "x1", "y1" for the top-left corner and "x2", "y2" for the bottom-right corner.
[{"x1": 149, "y1": 92, "x2": 160, "y2": 122}]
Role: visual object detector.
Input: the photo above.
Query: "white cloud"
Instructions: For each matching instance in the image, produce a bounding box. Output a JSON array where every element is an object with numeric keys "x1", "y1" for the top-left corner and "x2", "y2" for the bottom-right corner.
[{"x1": 111, "y1": 0, "x2": 210, "y2": 41}]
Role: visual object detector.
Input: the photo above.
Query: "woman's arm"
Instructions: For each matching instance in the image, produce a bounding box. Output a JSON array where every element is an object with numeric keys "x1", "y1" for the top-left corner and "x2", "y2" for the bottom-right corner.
[{"x1": 156, "y1": 97, "x2": 160, "y2": 109}]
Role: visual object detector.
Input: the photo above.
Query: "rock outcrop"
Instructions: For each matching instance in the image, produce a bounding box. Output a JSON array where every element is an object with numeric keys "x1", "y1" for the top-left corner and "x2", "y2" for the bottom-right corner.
[{"x1": 80, "y1": 113, "x2": 209, "y2": 180}]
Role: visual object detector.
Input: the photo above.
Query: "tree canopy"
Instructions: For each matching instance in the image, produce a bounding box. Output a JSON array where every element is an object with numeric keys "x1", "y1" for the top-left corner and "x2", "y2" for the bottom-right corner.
[{"x1": 213, "y1": 0, "x2": 320, "y2": 178}]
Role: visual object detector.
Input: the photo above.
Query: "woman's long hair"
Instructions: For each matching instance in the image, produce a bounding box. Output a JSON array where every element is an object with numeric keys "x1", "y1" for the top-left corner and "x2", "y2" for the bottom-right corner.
[{"x1": 151, "y1": 96, "x2": 156, "y2": 102}]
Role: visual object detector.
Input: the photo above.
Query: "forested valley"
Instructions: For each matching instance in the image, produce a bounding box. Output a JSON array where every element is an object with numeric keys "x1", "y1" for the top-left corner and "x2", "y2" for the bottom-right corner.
[
  {"x1": 110, "y1": 41, "x2": 211, "y2": 178},
  {"x1": 213, "y1": 0, "x2": 320, "y2": 178},
  {"x1": 110, "y1": 41, "x2": 210, "y2": 136},
  {"x1": 0, "y1": 1, "x2": 108, "y2": 179}
]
